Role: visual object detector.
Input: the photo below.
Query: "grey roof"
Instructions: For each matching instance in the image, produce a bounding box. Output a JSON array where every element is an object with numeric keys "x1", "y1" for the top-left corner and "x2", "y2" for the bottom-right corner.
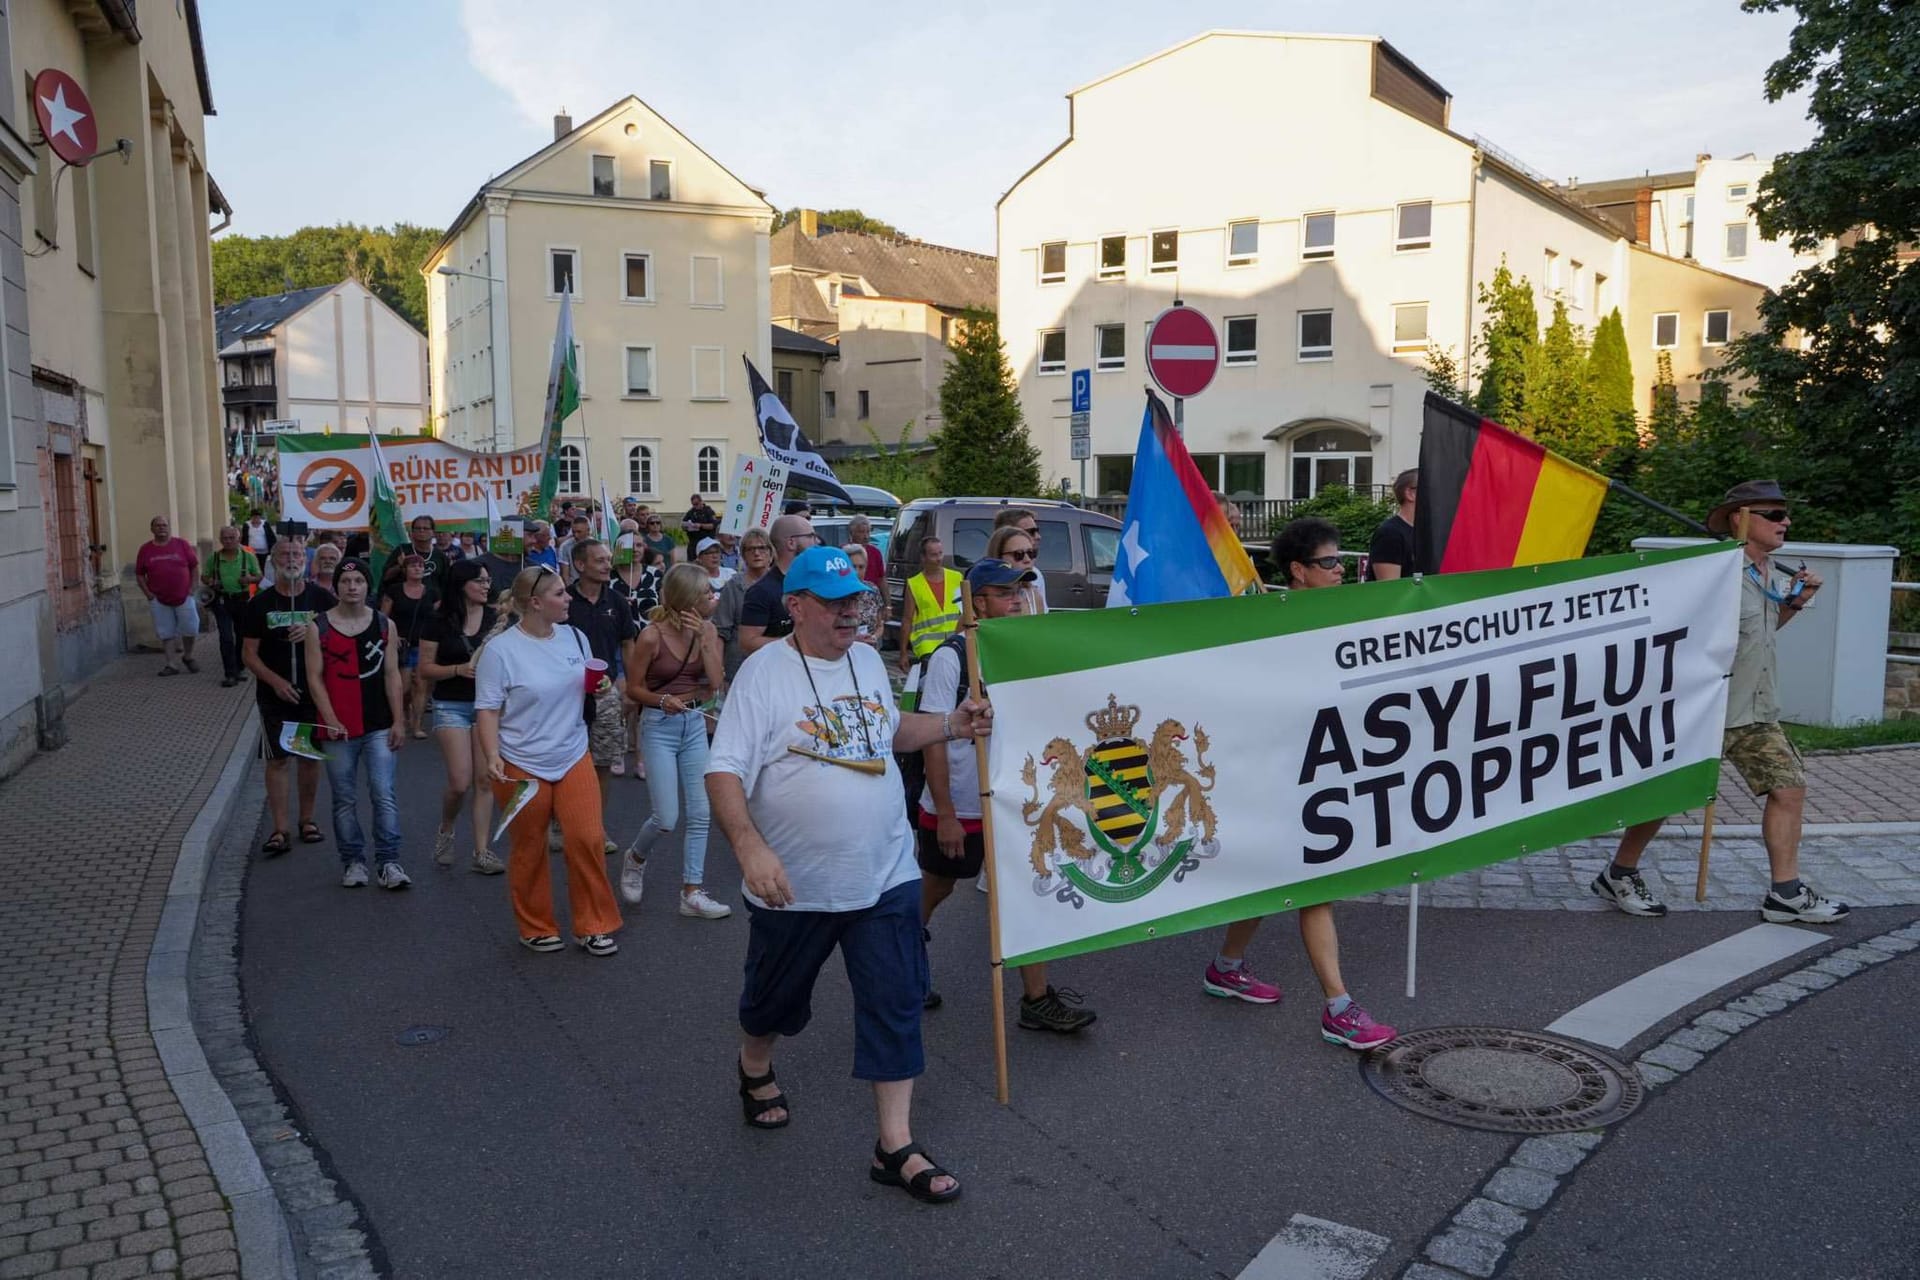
[
  {"x1": 770, "y1": 222, "x2": 996, "y2": 311},
  {"x1": 771, "y1": 324, "x2": 838, "y2": 357},
  {"x1": 215, "y1": 284, "x2": 334, "y2": 349}
]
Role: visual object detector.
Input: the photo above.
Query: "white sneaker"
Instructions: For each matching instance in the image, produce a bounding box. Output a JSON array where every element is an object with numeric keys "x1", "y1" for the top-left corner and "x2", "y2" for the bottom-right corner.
[
  {"x1": 432, "y1": 829, "x2": 455, "y2": 867},
  {"x1": 376, "y1": 862, "x2": 412, "y2": 890},
  {"x1": 574, "y1": 932, "x2": 619, "y2": 957},
  {"x1": 678, "y1": 888, "x2": 732, "y2": 919},
  {"x1": 340, "y1": 862, "x2": 369, "y2": 888},
  {"x1": 1591, "y1": 868, "x2": 1668, "y2": 918},
  {"x1": 619, "y1": 854, "x2": 647, "y2": 906},
  {"x1": 1760, "y1": 885, "x2": 1850, "y2": 924},
  {"x1": 470, "y1": 848, "x2": 505, "y2": 876}
]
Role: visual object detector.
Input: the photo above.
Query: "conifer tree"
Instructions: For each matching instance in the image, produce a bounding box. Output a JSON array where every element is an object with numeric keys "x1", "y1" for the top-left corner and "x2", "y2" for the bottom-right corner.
[
  {"x1": 1471, "y1": 261, "x2": 1538, "y2": 426},
  {"x1": 931, "y1": 310, "x2": 1043, "y2": 496}
]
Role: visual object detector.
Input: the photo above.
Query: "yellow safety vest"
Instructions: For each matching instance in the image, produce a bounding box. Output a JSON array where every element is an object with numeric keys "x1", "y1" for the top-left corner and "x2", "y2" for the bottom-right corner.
[{"x1": 907, "y1": 570, "x2": 962, "y2": 658}]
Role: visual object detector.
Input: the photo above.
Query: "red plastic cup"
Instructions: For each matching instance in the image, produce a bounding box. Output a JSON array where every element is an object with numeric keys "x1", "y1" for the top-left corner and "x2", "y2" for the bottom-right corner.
[{"x1": 583, "y1": 657, "x2": 609, "y2": 694}]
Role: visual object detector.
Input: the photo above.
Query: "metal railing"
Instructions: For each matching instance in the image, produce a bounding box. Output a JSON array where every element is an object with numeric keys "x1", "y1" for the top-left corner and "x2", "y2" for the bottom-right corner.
[{"x1": 1892, "y1": 581, "x2": 1919, "y2": 666}]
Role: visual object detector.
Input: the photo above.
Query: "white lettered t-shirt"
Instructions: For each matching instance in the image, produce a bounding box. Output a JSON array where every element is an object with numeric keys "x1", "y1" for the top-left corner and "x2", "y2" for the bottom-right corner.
[
  {"x1": 473, "y1": 624, "x2": 591, "y2": 781},
  {"x1": 707, "y1": 638, "x2": 917, "y2": 912},
  {"x1": 916, "y1": 641, "x2": 979, "y2": 823}
]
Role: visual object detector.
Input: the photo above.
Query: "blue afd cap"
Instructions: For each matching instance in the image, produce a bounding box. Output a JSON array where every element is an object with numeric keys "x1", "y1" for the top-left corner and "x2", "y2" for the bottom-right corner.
[
  {"x1": 783, "y1": 545, "x2": 873, "y2": 600},
  {"x1": 965, "y1": 557, "x2": 1036, "y2": 589}
]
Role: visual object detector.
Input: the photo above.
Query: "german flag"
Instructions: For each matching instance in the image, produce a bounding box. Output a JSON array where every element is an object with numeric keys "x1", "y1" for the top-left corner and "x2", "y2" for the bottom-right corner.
[{"x1": 1413, "y1": 393, "x2": 1609, "y2": 574}]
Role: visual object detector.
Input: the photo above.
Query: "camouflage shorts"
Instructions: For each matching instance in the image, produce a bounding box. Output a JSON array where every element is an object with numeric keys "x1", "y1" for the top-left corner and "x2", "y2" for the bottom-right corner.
[
  {"x1": 1723, "y1": 721, "x2": 1805, "y2": 795},
  {"x1": 588, "y1": 683, "x2": 627, "y2": 768}
]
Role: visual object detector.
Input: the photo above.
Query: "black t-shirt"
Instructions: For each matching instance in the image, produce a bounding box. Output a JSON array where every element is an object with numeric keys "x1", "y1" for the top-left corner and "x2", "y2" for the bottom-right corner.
[
  {"x1": 682, "y1": 504, "x2": 719, "y2": 538},
  {"x1": 1366, "y1": 514, "x2": 1416, "y2": 582},
  {"x1": 241, "y1": 583, "x2": 337, "y2": 709},
  {"x1": 739, "y1": 565, "x2": 790, "y2": 640},
  {"x1": 566, "y1": 582, "x2": 639, "y2": 666},
  {"x1": 381, "y1": 582, "x2": 440, "y2": 647},
  {"x1": 423, "y1": 607, "x2": 496, "y2": 703}
]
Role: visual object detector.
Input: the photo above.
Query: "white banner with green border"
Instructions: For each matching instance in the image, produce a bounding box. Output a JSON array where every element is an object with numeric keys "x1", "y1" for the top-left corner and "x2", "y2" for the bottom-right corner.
[
  {"x1": 276, "y1": 433, "x2": 545, "y2": 533},
  {"x1": 977, "y1": 542, "x2": 1741, "y2": 967}
]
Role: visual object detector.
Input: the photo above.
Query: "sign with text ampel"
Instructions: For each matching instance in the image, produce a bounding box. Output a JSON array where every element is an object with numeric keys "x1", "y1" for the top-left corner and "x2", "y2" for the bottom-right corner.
[
  {"x1": 719, "y1": 453, "x2": 790, "y2": 537},
  {"x1": 277, "y1": 434, "x2": 546, "y2": 532},
  {"x1": 975, "y1": 543, "x2": 1741, "y2": 967}
]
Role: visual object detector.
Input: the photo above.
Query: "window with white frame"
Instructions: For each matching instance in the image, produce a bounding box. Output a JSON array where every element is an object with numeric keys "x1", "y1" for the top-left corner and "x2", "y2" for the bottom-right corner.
[
  {"x1": 557, "y1": 444, "x2": 583, "y2": 494},
  {"x1": 1544, "y1": 248, "x2": 1562, "y2": 295},
  {"x1": 626, "y1": 442, "x2": 657, "y2": 497},
  {"x1": 649, "y1": 160, "x2": 673, "y2": 201},
  {"x1": 1727, "y1": 182, "x2": 1750, "y2": 202},
  {"x1": 549, "y1": 248, "x2": 579, "y2": 298},
  {"x1": 691, "y1": 255, "x2": 724, "y2": 307},
  {"x1": 1098, "y1": 235, "x2": 1126, "y2": 279},
  {"x1": 1038, "y1": 329, "x2": 1067, "y2": 375},
  {"x1": 824, "y1": 390, "x2": 837, "y2": 419},
  {"x1": 1570, "y1": 261, "x2": 1586, "y2": 309},
  {"x1": 1653, "y1": 312, "x2": 1679, "y2": 348},
  {"x1": 1703, "y1": 310, "x2": 1731, "y2": 346},
  {"x1": 1724, "y1": 223, "x2": 1749, "y2": 259},
  {"x1": 695, "y1": 444, "x2": 723, "y2": 495},
  {"x1": 622, "y1": 252, "x2": 653, "y2": 302},
  {"x1": 691, "y1": 346, "x2": 725, "y2": 399},
  {"x1": 623, "y1": 345, "x2": 655, "y2": 397},
  {"x1": 1227, "y1": 220, "x2": 1258, "y2": 267},
  {"x1": 1302, "y1": 212, "x2": 1336, "y2": 260},
  {"x1": 826, "y1": 280, "x2": 841, "y2": 307},
  {"x1": 1225, "y1": 315, "x2": 1257, "y2": 366},
  {"x1": 1396, "y1": 201, "x2": 1432, "y2": 251},
  {"x1": 1150, "y1": 230, "x2": 1178, "y2": 273},
  {"x1": 1297, "y1": 310, "x2": 1333, "y2": 361},
  {"x1": 1392, "y1": 303, "x2": 1429, "y2": 355},
  {"x1": 591, "y1": 154, "x2": 616, "y2": 197},
  {"x1": 1039, "y1": 241, "x2": 1067, "y2": 284},
  {"x1": 1095, "y1": 324, "x2": 1125, "y2": 371},
  {"x1": 1594, "y1": 272, "x2": 1609, "y2": 313}
]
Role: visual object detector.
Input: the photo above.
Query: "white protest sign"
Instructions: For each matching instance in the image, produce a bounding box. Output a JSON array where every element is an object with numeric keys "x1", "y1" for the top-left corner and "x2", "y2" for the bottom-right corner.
[{"x1": 719, "y1": 454, "x2": 790, "y2": 537}]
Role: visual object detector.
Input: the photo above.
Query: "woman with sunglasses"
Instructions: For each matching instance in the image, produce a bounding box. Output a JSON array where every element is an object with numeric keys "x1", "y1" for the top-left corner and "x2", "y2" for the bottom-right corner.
[
  {"x1": 985, "y1": 525, "x2": 1045, "y2": 617},
  {"x1": 642, "y1": 516, "x2": 678, "y2": 566},
  {"x1": 715, "y1": 527, "x2": 774, "y2": 681},
  {"x1": 1202, "y1": 518, "x2": 1397, "y2": 1052},
  {"x1": 417, "y1": 559, "x2": 503, "y2": 874},
  {"x1": 843, "y1": 543, "x2": 888, "y2": 644},
  {"x1": 474, "y1": 565, "x2": 624, "y2": 956}
]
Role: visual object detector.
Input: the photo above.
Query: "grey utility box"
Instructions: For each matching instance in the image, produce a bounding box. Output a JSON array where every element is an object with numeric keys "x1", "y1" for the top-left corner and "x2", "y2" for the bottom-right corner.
[{"x1": 1633, "y1": 538, "x2": 1898, "y2": 726}]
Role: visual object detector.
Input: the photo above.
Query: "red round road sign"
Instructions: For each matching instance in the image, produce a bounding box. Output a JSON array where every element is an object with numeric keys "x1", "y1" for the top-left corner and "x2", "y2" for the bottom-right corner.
[
  {"x1": 1146, "y1": 305, "x2": 1220, "y2": 399},
  {"x1": 32, "y1": 69, "x2": 97, "y2": 168}
]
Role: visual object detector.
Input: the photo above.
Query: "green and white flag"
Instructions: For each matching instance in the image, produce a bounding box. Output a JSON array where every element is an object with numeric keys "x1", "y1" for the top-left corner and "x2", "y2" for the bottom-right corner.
[
  {"x1": 492, "y1": 778, "x2": 539, "y2": 844},
  {"x1": 976, "y1": 543, "x2": 1742, "y2": 967},
  {"x1": 362, "y1": 429, "x2": 409, "y2": 586},
  {"x1": 277, "y1": 722, "x2": 329, "y2": 762},
  {"x1": 532, "y1": 292, "x2": 580, "y2": 521}
]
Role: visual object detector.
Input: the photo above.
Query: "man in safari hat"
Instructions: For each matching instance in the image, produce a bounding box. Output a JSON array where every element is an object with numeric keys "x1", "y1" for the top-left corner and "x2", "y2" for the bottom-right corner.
[{"x1": 1592, "y1": 480, "x2": 1846, "y2": 924}]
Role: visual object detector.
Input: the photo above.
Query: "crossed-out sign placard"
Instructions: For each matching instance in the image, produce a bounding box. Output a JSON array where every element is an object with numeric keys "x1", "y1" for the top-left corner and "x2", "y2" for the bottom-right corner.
[{"x1": 1146, "y1": 305, "x2": 1220, "y2": 399}]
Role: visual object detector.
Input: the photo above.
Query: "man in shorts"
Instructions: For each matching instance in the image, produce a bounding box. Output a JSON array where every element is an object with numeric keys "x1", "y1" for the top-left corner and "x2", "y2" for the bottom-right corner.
[
  {"x1": 135, "y1": 515, "x2": 201, "y2": 675},
  {"x1": 567, "y1": 538, "x2": 639, "y2": 852},
  {"x1": 242, "y1": 539, "x2": 337, "y2": 854},
  {"x1": 1592, "y1": 480, "x2": 1847, "y2": 924},
  {"x1": 917, "y1": 558, "x2": 1095, "y2": 1032},
  {"x1": 706, "y1": 545, "x2": 992, "y2": 1203}
]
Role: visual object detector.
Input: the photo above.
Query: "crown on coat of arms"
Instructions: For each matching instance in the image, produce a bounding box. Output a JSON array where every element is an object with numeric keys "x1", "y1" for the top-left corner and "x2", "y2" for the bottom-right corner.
[{"x1": 1086, "y1": 694, "x2": 1141, "y2": 741}]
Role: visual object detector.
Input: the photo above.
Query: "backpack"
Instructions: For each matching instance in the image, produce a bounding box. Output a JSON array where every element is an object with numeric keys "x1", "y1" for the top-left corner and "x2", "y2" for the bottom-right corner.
[{"x1": 896, "y1": 633, "x2": 969, "y2": 822}]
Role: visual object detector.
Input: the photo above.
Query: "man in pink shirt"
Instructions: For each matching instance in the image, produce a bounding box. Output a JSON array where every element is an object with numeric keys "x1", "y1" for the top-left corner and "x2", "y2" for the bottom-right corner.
[{"x1": 135, "y1": 515, "x2": 201, "y2": 676}]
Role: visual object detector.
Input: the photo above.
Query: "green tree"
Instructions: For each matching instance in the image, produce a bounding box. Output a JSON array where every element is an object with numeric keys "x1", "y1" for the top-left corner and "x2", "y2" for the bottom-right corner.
[
  {"x1": 930, "y1": 310, "x2": 1042, "y2": 496},
  {"x1": 1587, "y1": 308, "x2": 1636, "y2": 439},
  {"x1": 1520, "y1": 299, "x2": 1598, "y2": 461},
  {"x1": 1421, "y1": 343, "x2": 1467, "y2": 402},
  {"x1": 1471, "y1": 260, "x2": 1539, "y2": 426},
  {"x1": 211, "y1": 223, "x2": 442, "y2": 332},
  {"x1": 771, "y1": 208, "x2": 906, "y2": 239}
]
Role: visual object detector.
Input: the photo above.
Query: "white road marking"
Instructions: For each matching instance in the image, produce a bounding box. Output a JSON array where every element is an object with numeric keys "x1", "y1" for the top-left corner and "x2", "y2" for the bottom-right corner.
[
  {"x1": 1546, "y1": 922, "x2": 1827, "y2": 1049},
  {"x1": 1150, "y1": 343, "x2": 1216, "y2": 360},
  {"x1": 1238, "y1": 1214, "x2": 1389, "y2": 1280}
]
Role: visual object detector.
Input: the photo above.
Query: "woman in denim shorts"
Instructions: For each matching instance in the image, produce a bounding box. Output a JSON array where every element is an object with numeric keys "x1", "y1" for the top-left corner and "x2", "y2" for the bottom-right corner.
[{"x1": 417, "y1": 559, "x2": 502, "y2": 874}]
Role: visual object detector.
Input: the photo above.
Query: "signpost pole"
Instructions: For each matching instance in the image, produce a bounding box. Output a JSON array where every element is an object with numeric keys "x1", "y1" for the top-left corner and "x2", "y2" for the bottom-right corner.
[{"x1": 1174, "y1": 397, "x2": 1183, "y2": 436}]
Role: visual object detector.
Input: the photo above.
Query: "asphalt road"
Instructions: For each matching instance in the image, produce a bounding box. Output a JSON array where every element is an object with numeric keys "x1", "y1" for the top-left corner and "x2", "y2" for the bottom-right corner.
[{"x1": 235, "y1": 737, "x2": 1920, "y2": 1279}]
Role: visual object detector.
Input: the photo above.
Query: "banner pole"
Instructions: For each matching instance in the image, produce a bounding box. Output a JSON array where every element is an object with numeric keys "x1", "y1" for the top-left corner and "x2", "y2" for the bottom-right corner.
[
  {"x1": 1607, "y1": 478, "x2": 1717, "y2": 539},
  {"x1": 960, "y1": 591, "x2": 1011, "y2": 1106},
  {"x1": 1405, "y1": 882, "x2": 1419, "y2": 999},
  {"x1": 1695, "y1": 801, "x2": 1716, "y2": 903}
]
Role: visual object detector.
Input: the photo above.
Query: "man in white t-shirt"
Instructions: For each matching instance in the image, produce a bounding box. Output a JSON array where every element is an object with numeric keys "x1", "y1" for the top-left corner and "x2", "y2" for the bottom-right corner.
[
  {"x1": 917, "y1": 559, "x2": 1095, "y2": 1033},
  {"x1": 706, "y1": 545, "x2": 991, "y2": 1204}
]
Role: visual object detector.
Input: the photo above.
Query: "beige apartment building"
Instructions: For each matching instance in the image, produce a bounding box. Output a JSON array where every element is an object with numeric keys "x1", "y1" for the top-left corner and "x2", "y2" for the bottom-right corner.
[
  {"x1": 770, "y1": 213, "x2": 994, "y2": 447},
  {"x1": 424, "y1": 98, "x2": 772, "y2": 508},
  {"x1": 998, "y1": 31, "x2": 1763, "y2": 499},
  {"x1": 0, "y1": 0, "x2": 226, "y2": 776}
]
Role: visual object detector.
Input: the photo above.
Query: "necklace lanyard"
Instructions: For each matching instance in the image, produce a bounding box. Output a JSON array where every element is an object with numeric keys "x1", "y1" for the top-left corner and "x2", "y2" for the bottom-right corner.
[
  {"x1": 1746, "y1": 562, "x2": 1803, "y2": 606},
  {"x1": 789, "y1": 636, "x2": 876, "y2": 759}
]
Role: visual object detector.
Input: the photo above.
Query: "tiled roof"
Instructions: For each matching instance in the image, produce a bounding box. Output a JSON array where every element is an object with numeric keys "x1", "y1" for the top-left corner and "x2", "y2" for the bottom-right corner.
[
  {"x1": 770, "y1": 223, "x2": 996, "y2": 311},
  {"x1": 771, "y1": 324, "x2": 838, "y2": 356},
  {"x1": 771, "y1": 271, "x2": 835, "y2": 328},
  {"x1": 214, "y1": 284, "x2": 335, "y2": 349}
]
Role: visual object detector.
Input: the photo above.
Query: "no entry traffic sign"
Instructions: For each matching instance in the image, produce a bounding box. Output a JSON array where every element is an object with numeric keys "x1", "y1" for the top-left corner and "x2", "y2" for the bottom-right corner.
[{"x1": 1146, "y1": 305, "x2": 1219, "y2": 399}]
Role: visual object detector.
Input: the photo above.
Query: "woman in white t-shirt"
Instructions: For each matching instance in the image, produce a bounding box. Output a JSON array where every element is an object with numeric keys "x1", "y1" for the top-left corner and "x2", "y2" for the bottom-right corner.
[{"x1": 474, "y1": 565, "x2": 624, "y2": 956}]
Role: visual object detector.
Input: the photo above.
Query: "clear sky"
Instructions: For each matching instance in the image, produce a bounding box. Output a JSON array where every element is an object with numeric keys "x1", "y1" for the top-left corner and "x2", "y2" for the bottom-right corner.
[{"x1": 200, "y1": 0, "x2": 1814, "y2": 254}]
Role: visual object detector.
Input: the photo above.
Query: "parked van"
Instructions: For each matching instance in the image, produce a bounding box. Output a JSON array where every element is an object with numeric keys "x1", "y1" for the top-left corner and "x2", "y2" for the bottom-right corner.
[{"x1": 883, "y1": 498, "x2": 1121, "y2": 648}]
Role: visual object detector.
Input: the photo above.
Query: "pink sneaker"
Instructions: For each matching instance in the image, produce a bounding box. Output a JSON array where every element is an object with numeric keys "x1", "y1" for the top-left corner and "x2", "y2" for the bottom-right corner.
[
  {"x1": 1321, "y1": 1001, "x2": 1396, "y2": 1050},
  {"x1": 1203, "y1": 962, "x2": 1282, "y2": 1004}
]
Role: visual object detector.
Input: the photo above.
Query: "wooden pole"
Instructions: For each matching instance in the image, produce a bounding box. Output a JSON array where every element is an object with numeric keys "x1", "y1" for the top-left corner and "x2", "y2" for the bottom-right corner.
[
  {"x1": 959, "y1": 590, "x2": 1010, "y2": 1105},
  {"x1": 1695, "y1": 800, "x2": 1716, "y2": 903}
]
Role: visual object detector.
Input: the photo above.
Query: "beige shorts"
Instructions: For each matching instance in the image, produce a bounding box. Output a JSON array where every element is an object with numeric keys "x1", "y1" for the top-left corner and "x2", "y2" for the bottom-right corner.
[
  {"x1": 1723, "y1": 721, "x2": 1805, "y2": 795},
  {"x1": 588, "y1": 683, "x2": 627, "y2": 767}
]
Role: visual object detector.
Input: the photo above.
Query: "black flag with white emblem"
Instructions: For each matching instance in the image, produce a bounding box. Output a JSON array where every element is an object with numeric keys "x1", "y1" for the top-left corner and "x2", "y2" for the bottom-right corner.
[{"x1": 743, "y1": 356, "x2": 853, "y2": 504}]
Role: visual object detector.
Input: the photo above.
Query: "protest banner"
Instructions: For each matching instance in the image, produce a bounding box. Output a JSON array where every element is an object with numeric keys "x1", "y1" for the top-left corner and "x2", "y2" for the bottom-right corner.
[
  {"x1": 277, "y1": 434, "x2": 545, "y2": 532},
  {"x1": 719, "y1": 453, "x2": 789, "y2": 537},
  {"x1": 975, "y1": 542, "x2": 1741, "y2": 967}
]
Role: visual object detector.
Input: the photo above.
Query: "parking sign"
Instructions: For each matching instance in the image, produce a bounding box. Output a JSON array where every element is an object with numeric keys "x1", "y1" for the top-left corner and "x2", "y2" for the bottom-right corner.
[{"x1": 1071, "y1": 369, "x2": 1091, "y2": 414}]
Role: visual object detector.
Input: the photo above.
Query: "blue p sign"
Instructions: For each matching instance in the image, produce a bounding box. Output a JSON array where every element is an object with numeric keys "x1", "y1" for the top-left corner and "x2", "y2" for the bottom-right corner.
[{"x1": 1071, "y1": 369, "x2": 1091, "y2": 413}]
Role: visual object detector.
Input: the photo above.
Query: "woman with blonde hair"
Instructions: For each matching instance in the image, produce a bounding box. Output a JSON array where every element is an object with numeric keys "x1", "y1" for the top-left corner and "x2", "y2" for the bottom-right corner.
[
  {"x1": 986, "y1": 524, "x2": 1046, "y2": 617},
  {"x1": 843, "y1": 543, "x2": 888, "y2": 644},
  {"x1": 474, "y1": 565, "x2": 624, "y2": 955},
  {"x1": 620, "y1": 563, "x2": 728, "y2": 919}
]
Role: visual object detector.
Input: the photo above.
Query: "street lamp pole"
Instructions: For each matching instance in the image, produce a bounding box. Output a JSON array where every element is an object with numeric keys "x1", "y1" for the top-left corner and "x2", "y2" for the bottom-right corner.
[{"x1": 435, "y1": 264, "x2": 507, "y2": 453}]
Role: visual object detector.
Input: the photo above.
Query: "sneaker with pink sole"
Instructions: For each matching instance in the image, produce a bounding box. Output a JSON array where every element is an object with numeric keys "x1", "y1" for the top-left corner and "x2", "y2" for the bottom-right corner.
[
  {"x1": 1320, "y1": 1001, "x2": 1396, "y2": 1050},
  {"x1": 1202, "y1": 962, "x2": 1282, "y2": 1004}
]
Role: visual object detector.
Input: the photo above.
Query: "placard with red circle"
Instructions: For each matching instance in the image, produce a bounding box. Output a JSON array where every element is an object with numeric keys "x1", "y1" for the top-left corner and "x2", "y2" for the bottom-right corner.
[{"x1": 1146, "y1": 306, "x2": 1220, "y2": 399}]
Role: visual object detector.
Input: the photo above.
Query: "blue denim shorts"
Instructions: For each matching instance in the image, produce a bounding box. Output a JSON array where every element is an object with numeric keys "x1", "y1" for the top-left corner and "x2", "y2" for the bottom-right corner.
[{"x1": 431, "y1": 700, "x2": 477, "y2": 731}]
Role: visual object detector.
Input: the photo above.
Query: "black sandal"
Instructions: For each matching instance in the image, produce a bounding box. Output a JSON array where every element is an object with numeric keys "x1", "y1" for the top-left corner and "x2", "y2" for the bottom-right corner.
[
  {"x1": 869, "y1": 1140, "x2": 962, "y2": 1204},
  {"x1": 260, "y1": 831, "x2": 290, "y2": 856},
  {"x1": 298, "y1": 821, "x2": 325, "y2": 844},
  {"x1": 737, "y1": 1059, "x2": 789, "y2": 1129}
]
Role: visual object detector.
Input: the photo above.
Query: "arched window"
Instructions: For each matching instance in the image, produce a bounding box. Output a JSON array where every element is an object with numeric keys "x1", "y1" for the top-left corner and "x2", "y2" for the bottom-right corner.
[
  {"x1": 556, "y1": 443, "x2": 583, "y2": 495},
  {"x1": 1288, "y1": 427, "x2": 1373, "y2": 498},
  {"x1": 695, "y1": 445, "x2": 722, "y2": 495},
  {"x1": 626, "y1": 443, "x2": 655, "y2": 498}
]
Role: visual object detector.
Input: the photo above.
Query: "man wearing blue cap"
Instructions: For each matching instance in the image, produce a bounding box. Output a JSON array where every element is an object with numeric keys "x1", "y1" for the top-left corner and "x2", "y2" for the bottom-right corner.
[
  {"x1": 707, "y1": 544, "x2": 993, "y2": 1204},
  {"x1": 918, "y1": 558, "x2": 1096, "y2": 1033}
]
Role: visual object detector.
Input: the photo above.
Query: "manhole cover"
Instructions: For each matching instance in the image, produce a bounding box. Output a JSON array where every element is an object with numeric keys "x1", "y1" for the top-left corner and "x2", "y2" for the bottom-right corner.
[
  {"x1": 395, "y1": 1025, "x2": 448, "y2": 1047},
  {"x1": 1360, "y1": 1026, "x2": 1643, "y2": 1134}
]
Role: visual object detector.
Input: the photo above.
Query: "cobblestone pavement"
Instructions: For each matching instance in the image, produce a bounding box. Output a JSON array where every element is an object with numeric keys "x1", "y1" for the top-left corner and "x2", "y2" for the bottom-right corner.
[
  {"x1": 1685, "y1": 746, "x2": 1920, "y2": 825},
  {"x1": 0, "y1": 659, "x2": 252, "y2": 1280}
]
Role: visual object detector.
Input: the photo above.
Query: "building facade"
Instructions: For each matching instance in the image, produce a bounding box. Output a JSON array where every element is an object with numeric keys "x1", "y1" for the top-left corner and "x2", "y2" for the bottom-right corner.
[
  {"x1": 423, "y1": 98, "x2": 772, "y2": 509},
  {"x1": 770, "y1": 213, "x2": 994, "y2": 447},
  {"x1": 215, "y1": 279, "x2": 428, "y2": 442},
  {"x1": 0, "y1": 0, "x2": 225, "y2": 777},
  {"x1": 998, "y1": 31, "x2": 1764, "y2": 499},
  {"x1": 769, "y1": 323, "x2": 836, "y2": 441}
]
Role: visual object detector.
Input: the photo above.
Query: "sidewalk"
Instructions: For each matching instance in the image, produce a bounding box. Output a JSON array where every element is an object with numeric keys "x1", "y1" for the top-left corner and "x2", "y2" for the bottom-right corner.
[
  {"x1": 1687, "y1": 746, "x2": 1920, "y2": 826},
  {"x1": 0, "y1": 658, "x2": 253, "y2": 1280}
]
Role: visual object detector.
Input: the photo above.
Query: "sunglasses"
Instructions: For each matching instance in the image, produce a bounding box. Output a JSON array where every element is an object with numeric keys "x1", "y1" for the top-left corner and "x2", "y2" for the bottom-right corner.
[
  {"x1": 1301, "y1": 555, "x2": 1343, "y2": 570},
  {"x1": 1745, "y1": 508, "x2": 1790, "y2": 524},
  {"x1": 1004, "y1": 548, "x2": 1036, "y2": 561}
]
